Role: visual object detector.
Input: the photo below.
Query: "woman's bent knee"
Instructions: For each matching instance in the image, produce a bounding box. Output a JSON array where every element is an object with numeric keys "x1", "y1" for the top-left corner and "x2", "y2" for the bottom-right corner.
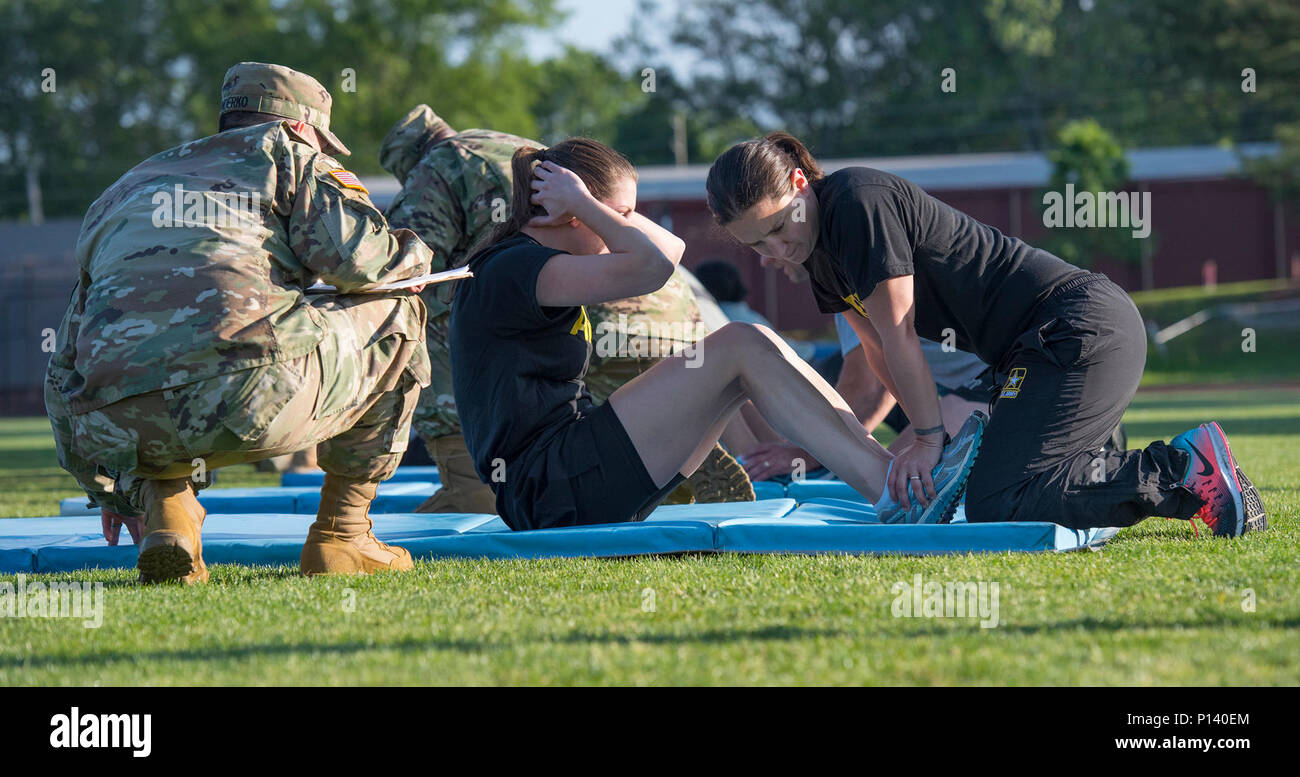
[{"x1": 712, "y1": 321, "x2": 783, "y2": 356}]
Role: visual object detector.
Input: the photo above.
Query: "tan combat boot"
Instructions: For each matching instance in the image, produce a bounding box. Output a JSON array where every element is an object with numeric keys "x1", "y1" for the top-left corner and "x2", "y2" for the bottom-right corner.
[
  {"x1": 137, "y1": 478, "x2": 209, "y2": 584},
  {"x1": 300, "y1": 475, "x2": 415, "y2": 576},
  {"x1": 682, "y1": 445, "x2": 755, "y2": 503},
  {"x1": 413, "y1": 434, "x2": 498, "y2": 514}
]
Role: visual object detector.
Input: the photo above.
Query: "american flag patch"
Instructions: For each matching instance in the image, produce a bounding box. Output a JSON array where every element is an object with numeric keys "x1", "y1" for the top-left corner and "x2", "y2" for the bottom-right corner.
[{"x1": 328, "y1": 169, "x2": 369, "y2": 193}]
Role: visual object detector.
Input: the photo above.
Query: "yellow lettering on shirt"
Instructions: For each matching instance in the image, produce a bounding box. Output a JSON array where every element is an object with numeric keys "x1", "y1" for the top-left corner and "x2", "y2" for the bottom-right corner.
[
  {"x1": 570, "y1": 306, "x2": 592, "y2": 341},
  {"x1": 843, "y1": 293, "x2": 869, "y2": 318}
]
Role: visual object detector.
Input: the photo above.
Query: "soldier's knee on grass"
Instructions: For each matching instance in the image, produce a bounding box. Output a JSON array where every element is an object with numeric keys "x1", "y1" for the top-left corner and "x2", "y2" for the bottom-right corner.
[{"x1": 961, "y1": 469, "x2": 1004, "y2": 524}]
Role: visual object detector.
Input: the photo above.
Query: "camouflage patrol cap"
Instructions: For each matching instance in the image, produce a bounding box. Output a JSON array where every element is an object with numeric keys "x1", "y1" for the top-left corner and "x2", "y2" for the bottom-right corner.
[
  {"x1": 379, "y1": 104, "x2": 453, "y2": 181},
  {"x1": 220, "y1": 62, "x2": 351, "y2": 156}
]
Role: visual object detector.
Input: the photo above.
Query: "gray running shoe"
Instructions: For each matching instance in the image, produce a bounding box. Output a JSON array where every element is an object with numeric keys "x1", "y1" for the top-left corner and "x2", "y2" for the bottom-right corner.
[{"x1": 874, "y1": 410, "x2": 987, "y2": 524}]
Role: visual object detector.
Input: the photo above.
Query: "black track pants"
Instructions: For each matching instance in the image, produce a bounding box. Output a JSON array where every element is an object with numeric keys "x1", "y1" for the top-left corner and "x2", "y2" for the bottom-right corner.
[{"x1": 965, "y1": 274, "x2": 1202, "y2": 530}]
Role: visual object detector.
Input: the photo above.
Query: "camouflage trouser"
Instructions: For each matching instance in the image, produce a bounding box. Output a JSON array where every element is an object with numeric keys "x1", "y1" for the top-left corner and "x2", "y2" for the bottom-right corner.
[
  {"x1": 410, "y1": 310, "x2": 458, "y2": 442},
  {"x1": 48, "y1": 292, "x2": 429, "y2": 516}
]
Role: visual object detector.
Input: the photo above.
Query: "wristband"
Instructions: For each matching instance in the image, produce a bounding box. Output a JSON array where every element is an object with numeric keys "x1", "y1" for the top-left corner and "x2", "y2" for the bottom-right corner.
[{"x1": 913, "y1": 424, "x2": 945, "y2": 436}]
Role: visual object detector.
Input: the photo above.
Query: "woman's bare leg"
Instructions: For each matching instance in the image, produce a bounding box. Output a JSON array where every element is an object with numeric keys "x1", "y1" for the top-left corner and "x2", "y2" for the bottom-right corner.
[
  {"x1": 608, "y1": 322, "x2": 892, "y2": 500},
  {"x1": 718, "y1": 401, "x2": 785, "y2": 458},
  {"x1": 681, "y1": 394, "x2": 749, "y2": 476},
  {"x1": 718, "y1": 404, "x2": 762, "y2": 455}
]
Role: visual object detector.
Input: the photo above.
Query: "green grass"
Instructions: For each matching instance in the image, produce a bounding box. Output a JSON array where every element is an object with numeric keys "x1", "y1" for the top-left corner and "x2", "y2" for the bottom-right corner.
[
  {"x1": 1, "y1": 388, "x2": 1297, "y2": 685},
  {"x1": 1127, "y1": 279, "x2": 1293, "y2": 315},
  {"x1": 0, "y1": 418, "x2": 281, "y2": 519},
  {"x1": 1131, "y1": 279, "x2": 1300, "y2": 386}
]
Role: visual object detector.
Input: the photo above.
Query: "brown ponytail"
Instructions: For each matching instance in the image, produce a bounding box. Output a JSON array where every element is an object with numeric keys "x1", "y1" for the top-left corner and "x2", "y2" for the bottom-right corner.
[
  {"x1": 705, "y1": 131, "x2": 824, "y2": 225},
  {"x1": 475, "y1": 137, "x2": 638, "y2": 257}
]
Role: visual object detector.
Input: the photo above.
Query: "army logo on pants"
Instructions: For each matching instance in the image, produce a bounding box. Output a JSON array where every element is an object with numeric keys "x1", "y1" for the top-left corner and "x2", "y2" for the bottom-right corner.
[{"x1": 1000, "y1": 367, "x2": 1027, "y2": 399}]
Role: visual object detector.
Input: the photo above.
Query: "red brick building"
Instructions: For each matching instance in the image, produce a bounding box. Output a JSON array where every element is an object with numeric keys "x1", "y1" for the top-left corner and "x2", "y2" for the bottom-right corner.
[
  {"x1": 367, "y1": 143, "x2": 1293, "y2": 332},
  {"x1": 2, "y1": 144, "x2": 1294, "y2": 414}
]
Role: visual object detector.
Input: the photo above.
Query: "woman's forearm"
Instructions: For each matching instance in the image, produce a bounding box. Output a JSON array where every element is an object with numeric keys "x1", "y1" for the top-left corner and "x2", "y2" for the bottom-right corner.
[
  {"x1": 569, "y1": 197, "x2": 666, "y2": 264},
  {"x1": 862, "y1": 275, "x2": 944, "y2": 442},
  {"x1": 625, "y1": 211, "x2": 685, "y2": 266},
  {"x1": 879, "y1": 330, "x2": 944, "y2": 438},
  {"x1": 848, "y1": 315, "x2": 906, "y2": 403}
]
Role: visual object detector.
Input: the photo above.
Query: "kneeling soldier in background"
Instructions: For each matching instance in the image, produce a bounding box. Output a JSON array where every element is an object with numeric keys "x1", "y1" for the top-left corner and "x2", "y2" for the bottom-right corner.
[{"x1": 46, "y1": 62, "x2": 434, "y2": 582}]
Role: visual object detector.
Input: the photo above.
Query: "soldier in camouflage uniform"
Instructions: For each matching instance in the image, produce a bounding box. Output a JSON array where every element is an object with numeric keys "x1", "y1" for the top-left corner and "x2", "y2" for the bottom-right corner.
[
  {"x1": 45, "y1": 63, "x2": 433, "y2": 583},
  {"x1": 379, "y1": 105, "x2": 753, "y2": 513}
]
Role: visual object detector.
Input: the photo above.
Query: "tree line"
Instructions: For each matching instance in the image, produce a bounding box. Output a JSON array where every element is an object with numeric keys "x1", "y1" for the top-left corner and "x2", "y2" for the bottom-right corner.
[{"x1": 3, "y1": 0, "x2": 1298, "y2": 222}]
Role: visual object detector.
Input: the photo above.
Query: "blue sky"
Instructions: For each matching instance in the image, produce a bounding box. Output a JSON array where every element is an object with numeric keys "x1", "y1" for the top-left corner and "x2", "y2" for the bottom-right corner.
[
  {"x1": 524, "y1": 0, "x2": 638, "y2": 59},
  {"x1": 523, "y1": 0, "x2": 691, "y2": 72}
]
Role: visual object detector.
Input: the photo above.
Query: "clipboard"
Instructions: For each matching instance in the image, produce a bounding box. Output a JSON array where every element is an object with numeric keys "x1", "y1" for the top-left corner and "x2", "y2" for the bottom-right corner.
[{"x1": 306, "y1": 265, "x2": 473, "y2": 294}]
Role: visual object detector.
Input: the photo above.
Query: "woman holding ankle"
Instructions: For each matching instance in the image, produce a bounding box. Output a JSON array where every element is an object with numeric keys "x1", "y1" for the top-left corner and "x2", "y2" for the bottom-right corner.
[{"x1": 705, "y1": 131, "x2": 1265, "y2": 535}]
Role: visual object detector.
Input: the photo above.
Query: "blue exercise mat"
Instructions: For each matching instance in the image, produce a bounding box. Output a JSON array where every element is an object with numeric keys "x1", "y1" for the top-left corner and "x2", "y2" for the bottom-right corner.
[
  {"x1": 59, "y1": 479, "x2": 801, "y2": 515},
  {"x1": 59, "y1": 481, "x2": 441, "y2": 516},
  {"x1": 726, "y1": 500, "x2": 1120, "y2": 555},
  {"x1": 2, "y1": 499, "x2": 1120, "y2": 574},
  {"x1": 752, "y1": 481, "x2": 787, "y2": 500},
  {"x1": 1, "y1": 513, "x2": 499, "y2": 573},
  {"x1": 56, "y1": 470, "x2": 824, "y2": 514},
  {"x1": 786, "y1": 479, "x2": 863, "y2": 502},
  {"x1": 753, "y1": 480, "x2": 867, "y2": 502},
  {"x1": 281, "y1": 466, "x2": 441, "y2": 487}
]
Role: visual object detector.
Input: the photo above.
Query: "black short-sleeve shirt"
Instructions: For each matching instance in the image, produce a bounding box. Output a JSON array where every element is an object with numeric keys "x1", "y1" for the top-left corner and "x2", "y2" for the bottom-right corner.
[
  {"x1": 805, "y1": 167, "x2": 1086, "y2": 366},
  {"x1": 450, "y1": 233, "x2": 594, "y2": 482}
]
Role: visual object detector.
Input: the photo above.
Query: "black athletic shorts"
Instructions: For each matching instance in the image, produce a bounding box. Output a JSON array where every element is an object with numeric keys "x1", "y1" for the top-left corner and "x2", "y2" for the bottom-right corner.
[{"x1": 494, "y1": 401, "x2": 684, "y2": 531}]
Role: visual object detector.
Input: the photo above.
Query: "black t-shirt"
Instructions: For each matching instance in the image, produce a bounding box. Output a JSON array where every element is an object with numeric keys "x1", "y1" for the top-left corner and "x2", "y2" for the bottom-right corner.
[
  {"x1": 806, "y1": 167, "x2": 1086, "y2": 366},
  {"x1": 450, "y1": 233, "x2": 594, "y2": 483}
]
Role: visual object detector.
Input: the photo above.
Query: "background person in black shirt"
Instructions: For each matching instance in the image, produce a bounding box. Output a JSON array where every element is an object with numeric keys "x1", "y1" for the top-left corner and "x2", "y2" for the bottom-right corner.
[
  {"x1": 706, "y1": 132, "x2": 1266, "y2": 536},
  {"x1": 451, "y1": 138, "x2": 911, "y2": 530}
]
